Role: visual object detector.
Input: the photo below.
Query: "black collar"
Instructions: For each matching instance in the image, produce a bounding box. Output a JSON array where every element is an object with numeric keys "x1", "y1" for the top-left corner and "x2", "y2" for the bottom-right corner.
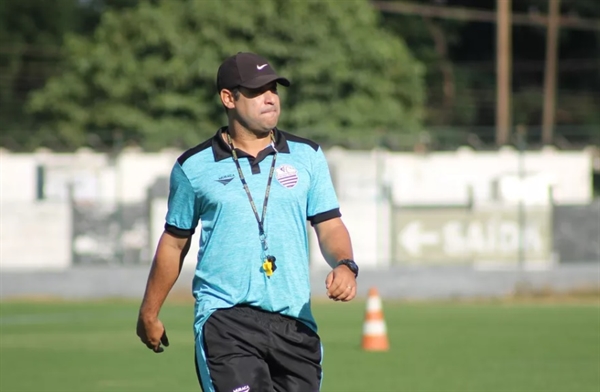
[{"x1": 211, "y1": 126, "x2": 290, "y2": 162}]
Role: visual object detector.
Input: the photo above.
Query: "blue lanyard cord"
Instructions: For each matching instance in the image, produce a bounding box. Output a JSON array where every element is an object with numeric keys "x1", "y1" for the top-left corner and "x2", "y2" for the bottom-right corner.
[{"x1": 226, "y1": 131, "x2": 277, "y2": 252}]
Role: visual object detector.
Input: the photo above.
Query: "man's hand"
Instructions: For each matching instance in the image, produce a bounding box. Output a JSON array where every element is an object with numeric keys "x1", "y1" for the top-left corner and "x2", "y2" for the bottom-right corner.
[
  {"x1": 136, "y1": 315, "x2": 170, "y2": 353},
  {"x1": 135, "y1": 231, "x2": 188, "y2": 354},
  {"x1": 325, "y1": 264, "x2": 357, "y2": 302}
]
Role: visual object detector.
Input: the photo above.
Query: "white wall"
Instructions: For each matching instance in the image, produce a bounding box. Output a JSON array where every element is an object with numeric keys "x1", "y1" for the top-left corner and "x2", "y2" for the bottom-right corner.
[
  {"x1": 150, "y1": 198, "x2": 200, "y2": 271},
  {"x1": 326, "y1": 146, "x2": 594, "y2": 207},
  {"x1": 0, "y1": 146, "x2": 595, "y2": 271},
  {"x1": 0, "y1": 150, "x2": 38, "y2": 202},
  {"x1": 309, "y1": 199, "x2": 392, "y2": 271},
  {"x1": 114, "y1": 149, "x2": 180, "y2": 203},
  {"x1": 0, "y1": 201, "x2": 71, "y2": 270},
  {"x1": 1, "y1": 146, "x2": 593, "y2": 206}
]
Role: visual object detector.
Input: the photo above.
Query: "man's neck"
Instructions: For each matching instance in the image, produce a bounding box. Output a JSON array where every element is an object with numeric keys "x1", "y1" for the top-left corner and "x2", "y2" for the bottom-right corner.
[{"x1": 226, "y1": 123, "x2": 273, "y2": 157}]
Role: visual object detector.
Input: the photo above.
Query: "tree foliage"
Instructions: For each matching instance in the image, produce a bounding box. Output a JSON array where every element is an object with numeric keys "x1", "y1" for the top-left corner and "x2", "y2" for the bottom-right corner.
[
  {"x1": 379, "y1": 0, "x2": 600, "y2": 137},
  {"x1": 0, "y1": 0, "x2": 80, "y2": 147},
  {"x1": 26, "y1": 0, "x2": 425, "y2": 151},
  {"x1": 0, "y1": 0, "x2": 140, "y2": 150}
]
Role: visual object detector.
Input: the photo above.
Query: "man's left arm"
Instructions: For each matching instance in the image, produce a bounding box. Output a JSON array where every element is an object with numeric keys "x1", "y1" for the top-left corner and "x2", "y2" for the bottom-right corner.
[{"x1": 314, "y1": 217, "x2": 357, "y2": 302}]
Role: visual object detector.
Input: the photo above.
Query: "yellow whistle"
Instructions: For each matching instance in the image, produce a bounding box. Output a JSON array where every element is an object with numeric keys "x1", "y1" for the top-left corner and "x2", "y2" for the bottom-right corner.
[{"x1": 262, "y1": 260, "x2": 274, "y2": 277}]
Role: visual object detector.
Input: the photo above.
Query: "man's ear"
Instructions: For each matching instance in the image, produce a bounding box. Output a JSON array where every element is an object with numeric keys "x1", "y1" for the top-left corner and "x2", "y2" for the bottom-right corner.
[{"x1": 220, "y1": 89, "x2": 236, "y2": 110}]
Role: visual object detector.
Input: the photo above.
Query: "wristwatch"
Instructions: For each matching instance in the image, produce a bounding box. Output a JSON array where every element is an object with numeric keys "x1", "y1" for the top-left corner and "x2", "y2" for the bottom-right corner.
[{"x1": 337, "y1": 259, "x2": 359, "y2": 278}]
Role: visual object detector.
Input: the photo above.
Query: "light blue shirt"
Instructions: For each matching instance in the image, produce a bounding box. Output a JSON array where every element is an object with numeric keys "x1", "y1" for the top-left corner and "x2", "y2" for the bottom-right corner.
[{"x1": 165, "y1": 127, "x2": 340, "y2": 335}]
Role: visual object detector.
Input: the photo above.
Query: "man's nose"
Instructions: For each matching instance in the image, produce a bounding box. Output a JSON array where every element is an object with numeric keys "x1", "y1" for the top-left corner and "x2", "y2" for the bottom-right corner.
[{"x1": 263, "y1": 90, "x2": 276, "y2": 104}]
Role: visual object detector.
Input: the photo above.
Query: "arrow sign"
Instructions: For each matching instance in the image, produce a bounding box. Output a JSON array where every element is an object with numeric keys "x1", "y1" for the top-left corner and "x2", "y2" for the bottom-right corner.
[{"x1": 399, "y1": 221, "x2": 440, "y2": 256}]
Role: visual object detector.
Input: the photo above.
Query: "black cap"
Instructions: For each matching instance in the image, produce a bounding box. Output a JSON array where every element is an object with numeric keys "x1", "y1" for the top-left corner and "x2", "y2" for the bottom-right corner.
[{"x1": 216, "y1": 52, "x2": 290, "y2": 92}]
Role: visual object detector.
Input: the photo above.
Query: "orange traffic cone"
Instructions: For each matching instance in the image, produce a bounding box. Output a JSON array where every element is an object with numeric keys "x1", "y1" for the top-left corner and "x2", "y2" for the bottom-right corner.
[{"x1": 361, "y1": 287, "x2": 389, "y2": 351}]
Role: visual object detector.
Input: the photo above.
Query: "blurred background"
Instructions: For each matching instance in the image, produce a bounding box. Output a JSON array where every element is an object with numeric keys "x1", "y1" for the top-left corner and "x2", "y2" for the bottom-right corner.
[
  {"x1": 1, "y1": 1, "x2": 599, "y2": 391},
  {"x1": 1, "y1": 0, "x2": 599, "y2": 300},
  {"x1": 0, "y1": 0, "x2": 600, "y2": 297}
]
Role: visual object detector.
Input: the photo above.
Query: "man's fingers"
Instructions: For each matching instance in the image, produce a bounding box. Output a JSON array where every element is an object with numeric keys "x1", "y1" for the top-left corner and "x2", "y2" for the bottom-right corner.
[
  {"x1": 329, "y1": 280, "x2": 354, "y2": 301},
  {"x1": 325, "y1": 272, "x2": 334, "y2": 290},
  {"x1": 151, "y1": 328, "x2": 168, "y2": 353},
  {"x1": 342, "y1": 285, "x2": 357, "y2": 302},
  {"x1": 327, "y1": 277, "x2": 344, "y2": 297},
  {"x1": 335, "y1": 284, "x2": 353, "y2": 301},
  {"x1": 137, "y1": 319, "x2": 168, "y2": 353},
  {"x1": 145, "y1": 338, "x2": 165, "y2": 353},
  {"x1": 160, "y1": 330, "x2": 170, "y2": 347},
  {"x1": 136, "y1": 320, "x2": 146, "y2": 340},
  {"x1": 328, "y1": 277, "x2": 357, "y2": 301},
  {"x1": 153, "y1": 345, "x2": 164, "y2": 353}
]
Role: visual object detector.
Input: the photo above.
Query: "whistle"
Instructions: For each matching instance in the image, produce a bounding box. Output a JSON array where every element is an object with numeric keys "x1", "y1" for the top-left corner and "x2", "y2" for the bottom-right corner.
[{"x1": 262, "y1": 255, "x2": 277, "y2": 277}]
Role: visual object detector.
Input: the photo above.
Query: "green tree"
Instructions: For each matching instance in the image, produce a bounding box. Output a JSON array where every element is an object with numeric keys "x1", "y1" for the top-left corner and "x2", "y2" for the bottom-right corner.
[
  {"x1": 0, "y1": 0, "x2": 80, "y2": 149},
  {"x1": 0, "y1": 0, "x2": 140, "y2": 150},
  {"x1": 27, "y1": 0, "x2": 424, "y2": 151},
  {"x1": 379, "y1": 0, "x2": 599, "y2": 147},
  {"x1": 380, "y1": 9, "x2": 475, "y2": 128}
]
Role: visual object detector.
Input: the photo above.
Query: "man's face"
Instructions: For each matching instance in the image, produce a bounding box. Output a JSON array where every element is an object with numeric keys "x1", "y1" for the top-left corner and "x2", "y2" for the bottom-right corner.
[{"x1": 222, "y1": 82, "x2": 280, "y2": 134}]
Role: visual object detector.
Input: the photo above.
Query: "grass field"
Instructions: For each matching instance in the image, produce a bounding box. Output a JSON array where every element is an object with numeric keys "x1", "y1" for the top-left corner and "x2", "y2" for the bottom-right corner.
[{"x1": 1, "y1": 298, "x2": 598, "y2": 392}]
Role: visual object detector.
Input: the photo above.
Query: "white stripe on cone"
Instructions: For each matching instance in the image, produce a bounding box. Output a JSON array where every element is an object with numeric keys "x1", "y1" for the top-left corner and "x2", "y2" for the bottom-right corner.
[
  {"x1": 363, "y1": 319, "x2": 387, "y2": 335},
  {"x1": 366, "y1": 295, "x2": 382, "y2": 312}
]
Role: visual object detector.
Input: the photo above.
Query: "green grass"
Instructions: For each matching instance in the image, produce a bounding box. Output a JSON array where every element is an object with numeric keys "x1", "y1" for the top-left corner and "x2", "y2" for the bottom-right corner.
[{"x1": 1, "y1": 299, "x2": 598, "y2": 391}]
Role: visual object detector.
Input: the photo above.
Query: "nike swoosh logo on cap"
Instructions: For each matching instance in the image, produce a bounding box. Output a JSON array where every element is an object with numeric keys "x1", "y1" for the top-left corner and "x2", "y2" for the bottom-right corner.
[{"x1": 257, "y1": 64, "x2": 268, "y2": 70}]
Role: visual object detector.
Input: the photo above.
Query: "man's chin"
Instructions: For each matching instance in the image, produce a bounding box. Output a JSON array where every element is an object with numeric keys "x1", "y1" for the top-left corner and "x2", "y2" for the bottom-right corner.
[{"x1": 260, "y1": 122, "x2": 278, "y2": 134}]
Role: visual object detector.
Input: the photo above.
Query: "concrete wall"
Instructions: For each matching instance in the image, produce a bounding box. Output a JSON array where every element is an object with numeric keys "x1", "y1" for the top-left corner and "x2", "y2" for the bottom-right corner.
[
  {"x1": 1, "y1": 152, "x2": 38, "y2": 201},
  {"x1": 0, "y1": 201, "x2": 71, "y2": 270},
  {"x1": 1, "y1": 146, "x2": 594, "y2": 205},
  {"x1": 309, "y1": 200, "x2": 392, "y2": 271},
  {"x1": 326, "y1": 146, "x2": 594, "y2": 206},
  {"x1": 0, "y1": 147, "x2": 595, "y2": 271}
]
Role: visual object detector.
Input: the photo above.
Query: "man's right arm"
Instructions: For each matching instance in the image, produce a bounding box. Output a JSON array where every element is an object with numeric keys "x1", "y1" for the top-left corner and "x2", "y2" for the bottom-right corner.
[
  {"x1": 139, "y1": 231, "x2": 190, "y2": 320},
  {"x1": 137, "y1": 160, "x2": 199, "y2": 352},
  {"x1": 136, "y1": 231, "x2": 190, "y2": 352}
]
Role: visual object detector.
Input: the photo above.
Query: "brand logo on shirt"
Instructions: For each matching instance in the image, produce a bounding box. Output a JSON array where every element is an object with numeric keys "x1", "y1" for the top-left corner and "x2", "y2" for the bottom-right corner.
[
  {"x1": 216, "y1": 174, "x2": 235, "y2": 185},
  {"x1": 276, "y1": 164, "x2": 298, "y2": 188},
  {"x1": 232, "y1": 386, "x2": 250, "y2": 392}
]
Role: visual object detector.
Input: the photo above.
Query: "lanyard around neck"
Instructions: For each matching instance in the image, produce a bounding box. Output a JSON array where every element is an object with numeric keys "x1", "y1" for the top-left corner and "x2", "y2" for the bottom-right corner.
[{"x1": 226, "y1": 131, "x2": 277, "y2": 250}]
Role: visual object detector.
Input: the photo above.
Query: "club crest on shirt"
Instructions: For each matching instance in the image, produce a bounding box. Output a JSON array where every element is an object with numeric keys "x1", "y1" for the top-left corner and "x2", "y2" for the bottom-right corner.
[{"x1": 275, "y1": 164, "x2": 298, "y2": 188}]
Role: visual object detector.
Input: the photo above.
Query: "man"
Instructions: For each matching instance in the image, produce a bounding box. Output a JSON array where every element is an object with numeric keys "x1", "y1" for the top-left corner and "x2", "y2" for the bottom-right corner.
[{"x1": 136, "y1": 52, "x2": 359, "y2": 392}]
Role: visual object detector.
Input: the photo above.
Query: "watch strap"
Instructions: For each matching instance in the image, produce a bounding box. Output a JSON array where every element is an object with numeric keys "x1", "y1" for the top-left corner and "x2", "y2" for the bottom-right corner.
[{"x1": 337, "y1": 259, "x2": 359, "y2": 278}]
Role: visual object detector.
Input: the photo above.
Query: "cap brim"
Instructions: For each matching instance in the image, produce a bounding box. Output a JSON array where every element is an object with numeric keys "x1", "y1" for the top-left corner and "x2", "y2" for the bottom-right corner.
[{"x1": 239, "y1": 74, "x2": 291, "y2": 89}]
